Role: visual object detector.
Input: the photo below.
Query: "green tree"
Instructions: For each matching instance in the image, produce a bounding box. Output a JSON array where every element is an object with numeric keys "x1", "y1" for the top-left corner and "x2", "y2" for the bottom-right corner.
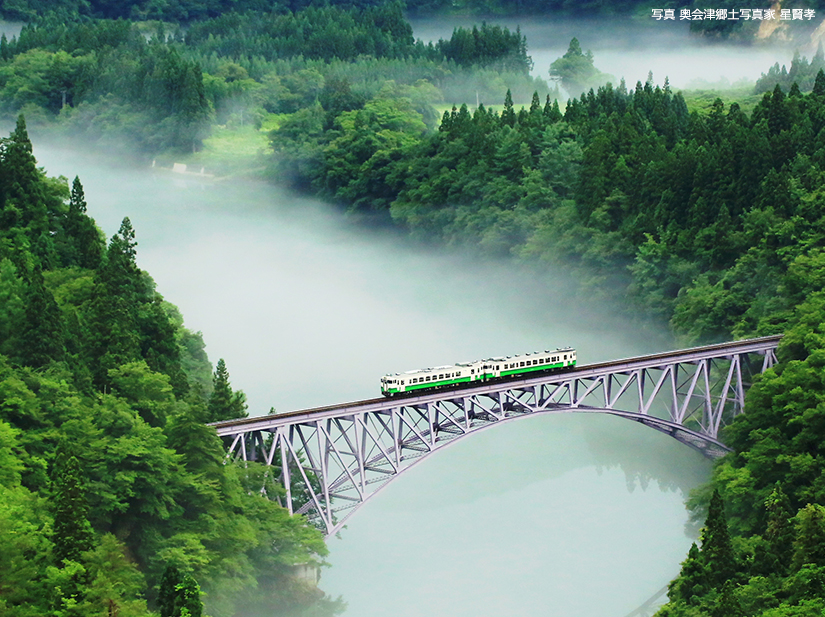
[
  {"x1": 177, "y1": 575, "x2": 202, "y2": 617},
  {"x1": 158, "y1": 564, "x2": 183, "y2": 617},
  {"x1": 549, "y1": 38, "x2": 612, "y2": 98},
  {"x1": 157, "y1": 565, "x2": 202, "y2": 617},
  {"x1": 18, "y1": 265, "x2": 65, "y2": 367},
  {"x1": 207, "y1": 358, "x2": 247, "y2": 422},
  {"x1": 500, "y1": 88, "x2": 515, "y2": 127},
  {"x1": 668, "y1": 542, "x2": 707, "y2": 605},
  {"x1": 51, "y1": 448, "x2": 95, "y2": 566},
  {"x1": 65, "y1": 176, "x2": 103, "y2": 270},
  {"x1": 793, "y1": 504, "x2": 825, "y2": 570},
  {"x1": 711, "y1": 581, "x2": 744, "y2": 617},
  {"x1": 0, "y1": 115, "x2": 47, "y2": 239},
  {"x1": 702, "y1": 489, "x2": 737, "y2": 589},
  {"x1": 765, "y1": 485, "x2": 795, "y2": 574}
]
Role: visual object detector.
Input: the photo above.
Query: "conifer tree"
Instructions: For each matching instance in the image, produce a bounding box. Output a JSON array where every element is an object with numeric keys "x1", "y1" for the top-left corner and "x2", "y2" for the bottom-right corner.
[
  {"x1": 158, "y1": 566, "x2": 203, "y2": 617},
  {"x1": 765, "y1": 484, "x2": 794, "y2": 572},
  {"x1": 501, "y1": 89, "x2": 516, "y2": 127},
  {"x1": 813, "y1": 69, "x2": 825, "y2": 96},
  {"x1": 701, "y1": 489, "x2": 737, "y2": 589},
  {"x1": 51, "y1": 449, "x2": 95, "y2": 565},
  {"x1": 529, "y1": 91, "x2": 541, "y2": 115},
  {"x1": 543, "y1": 96, "x2": 562, "y2": 123},
  {"x1": 711, "y1": 581, "x2": 744, "y2": 617},
  {"x1": 207, "y1": 358, "x2": 248, "y2": 422},
  {"x1": 668, "y1": 542, "x2": 707, "y2": 605},
  {"x1": 793, "y1": 504, "x2": 825, "y2": 570},
  {"x1": 158, "y1": 565, "x2": 183, "y2": 617},
  {"x1": 87, "y1": 218, "x2": 143, "y2": 386},
  {"x1": 0, "y1": 115, "x2": 48, "y2": 247},
  {"x1": 19, "y1": 265, "x2": 65, "y2": 367},
  {"x1": 66, "y1": 176, "x2": 103, "y2": 269}
]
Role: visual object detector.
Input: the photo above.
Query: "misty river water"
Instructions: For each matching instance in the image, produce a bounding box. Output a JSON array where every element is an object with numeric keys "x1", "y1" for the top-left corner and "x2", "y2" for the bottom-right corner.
[
  {"x1": 33, "y1": 143, "x2": 710, "y2": 617},
  {"x1": 25, "y1": 16, "x2": 809, "y2": 614}
]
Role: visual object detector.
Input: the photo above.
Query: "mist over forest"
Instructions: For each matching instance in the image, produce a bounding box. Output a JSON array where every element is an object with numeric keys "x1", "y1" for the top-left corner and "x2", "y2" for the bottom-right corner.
[{"x1": 1, "y1": 1, "x2": 825, "y2": 616}]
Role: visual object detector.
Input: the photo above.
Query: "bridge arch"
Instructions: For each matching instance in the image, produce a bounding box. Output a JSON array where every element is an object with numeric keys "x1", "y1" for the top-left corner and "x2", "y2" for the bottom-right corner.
[{"x1": 214, "y1": 336, "x2": 780, "y2": 536}]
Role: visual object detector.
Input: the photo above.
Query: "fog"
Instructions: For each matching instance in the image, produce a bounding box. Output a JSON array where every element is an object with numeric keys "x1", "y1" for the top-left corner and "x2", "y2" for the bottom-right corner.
[
  {"x1": 412, "y1": 16, "x2": 811, "y2": 91},
  {"x1": 35, "y1": 142, "x2": 673, "y2": 415},
  {"x1": 32, "y1": 135, "x2": 710, "y2": 616}
]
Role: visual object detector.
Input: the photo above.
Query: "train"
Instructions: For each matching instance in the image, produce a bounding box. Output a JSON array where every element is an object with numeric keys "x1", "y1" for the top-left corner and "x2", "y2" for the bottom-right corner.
[{"x1": 380, "y1": 347, "x2": 577, "y2": 397}]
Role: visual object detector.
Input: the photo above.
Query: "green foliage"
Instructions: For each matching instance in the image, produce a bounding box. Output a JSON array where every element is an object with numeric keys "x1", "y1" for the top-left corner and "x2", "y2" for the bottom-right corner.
[
  {"x1": 436, "y1": 23, "x2": 532, "y2": 74},
  {"x1": 159, "y1": 566, "x2": 203, "y2": 617},
  {"x1": 207, "y1": 358, "x2": 247, "y2": 422},
  {"x1": 51, "y1": 449, "x2": 95, "y2": 565},
  {"x1": 185, "y1": 4, "x2": 414, "y2": 64},
  {"x1": 0, "y1": 124, "x2": 334, "y2": 617},
  {"x1": 702, "y1": 490, "x2": 738, "y2": 588},
  {"x1": 756, "y1": 49, "x2": 825, "y2": 95},
  {"x1": 659, "y1": 289, "x2": 825, "y2": 615},
  {"x1": 549, "y1": 38, "x2": 613, "y2": 98}
]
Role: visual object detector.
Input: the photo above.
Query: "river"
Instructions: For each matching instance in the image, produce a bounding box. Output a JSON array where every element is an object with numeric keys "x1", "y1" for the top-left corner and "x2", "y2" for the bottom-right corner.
[{"x1": 32, "y1": 140, "x2": 711, "y2": 616}]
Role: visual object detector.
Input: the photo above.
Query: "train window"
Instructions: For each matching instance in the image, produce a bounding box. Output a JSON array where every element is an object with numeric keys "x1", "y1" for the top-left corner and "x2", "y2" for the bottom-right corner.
[
  {"x1": 564, "y1": 355, "x2": 567, "y2": 360},
  {"x1": 520, "y1": 362, "x2": 524, "y2": 367}
]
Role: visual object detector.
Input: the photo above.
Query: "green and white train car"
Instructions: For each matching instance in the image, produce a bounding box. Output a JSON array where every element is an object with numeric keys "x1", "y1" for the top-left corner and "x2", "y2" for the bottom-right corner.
[{"x1": 380, "y1": 347, "x2": 577, "y2": 397}]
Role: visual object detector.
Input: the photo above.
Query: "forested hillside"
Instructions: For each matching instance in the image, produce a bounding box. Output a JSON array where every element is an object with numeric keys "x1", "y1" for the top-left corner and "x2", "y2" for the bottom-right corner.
[
  {"x1": 0, "y1": 6, "x2": 540, "y2": 151},
  {"x1": 2, "y1": 2, "x2": 825, "y2": 616},
  {"x1": 271, "y1": 69, "x2": 825, "y2": 343},
  {"x1": 0, "y1": 116, "x2": 338, "y2": 617}
]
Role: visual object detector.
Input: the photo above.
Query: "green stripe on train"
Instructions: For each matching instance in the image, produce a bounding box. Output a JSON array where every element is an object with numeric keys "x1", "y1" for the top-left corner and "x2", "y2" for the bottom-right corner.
[{"x1": 385, "y1": 360, "x2": 576, "y2": 393}]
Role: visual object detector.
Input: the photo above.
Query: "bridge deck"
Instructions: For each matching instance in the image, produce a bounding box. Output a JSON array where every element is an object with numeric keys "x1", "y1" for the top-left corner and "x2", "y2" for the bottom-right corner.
[{"x1": 211, "y1": 335, "x2": 782, "y2": 436}]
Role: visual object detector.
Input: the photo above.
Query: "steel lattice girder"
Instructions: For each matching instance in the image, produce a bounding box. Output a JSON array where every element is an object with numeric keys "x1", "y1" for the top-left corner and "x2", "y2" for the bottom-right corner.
[{"x1": 214, "y1": 336, "x2": 781, "y2": 536}]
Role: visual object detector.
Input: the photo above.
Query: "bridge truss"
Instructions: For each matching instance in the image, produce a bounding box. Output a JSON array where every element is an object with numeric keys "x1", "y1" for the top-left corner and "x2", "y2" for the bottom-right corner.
[{"x1": 214, "y1": 336, "x2": 780, "y2": 536}]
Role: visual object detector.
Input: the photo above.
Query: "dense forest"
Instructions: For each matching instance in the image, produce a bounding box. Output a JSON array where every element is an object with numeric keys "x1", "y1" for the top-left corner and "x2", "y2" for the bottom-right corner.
[
  {"x1": 1, "y1": 2, "x2": 825, "y2": 616},
  {"x1": 0, "y1": 116, "x2": 340, "y2": 617},
  {"x1": 0, "y1": 6, "x2": 540, "y2": 150}
]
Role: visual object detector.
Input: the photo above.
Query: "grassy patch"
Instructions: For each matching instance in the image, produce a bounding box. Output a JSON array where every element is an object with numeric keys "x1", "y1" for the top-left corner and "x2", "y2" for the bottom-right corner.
[
  {"x1": 680, "y1": 87, "x2": 762, "y2": 117},
  {"x1": 164, "y1": 114, "x2": 286, "y2": 178}
]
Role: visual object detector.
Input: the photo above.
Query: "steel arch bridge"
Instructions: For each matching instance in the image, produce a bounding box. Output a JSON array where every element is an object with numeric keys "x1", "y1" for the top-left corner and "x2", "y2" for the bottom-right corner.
[{"x1": 213, "y1": 335, "x2": 781, "y2": 537}]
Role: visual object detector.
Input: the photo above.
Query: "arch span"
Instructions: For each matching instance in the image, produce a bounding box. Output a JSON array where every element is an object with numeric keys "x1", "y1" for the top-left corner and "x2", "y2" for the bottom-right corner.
[{"x1": 214, "y1": 336, "x2": 780, "y2": 536}]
